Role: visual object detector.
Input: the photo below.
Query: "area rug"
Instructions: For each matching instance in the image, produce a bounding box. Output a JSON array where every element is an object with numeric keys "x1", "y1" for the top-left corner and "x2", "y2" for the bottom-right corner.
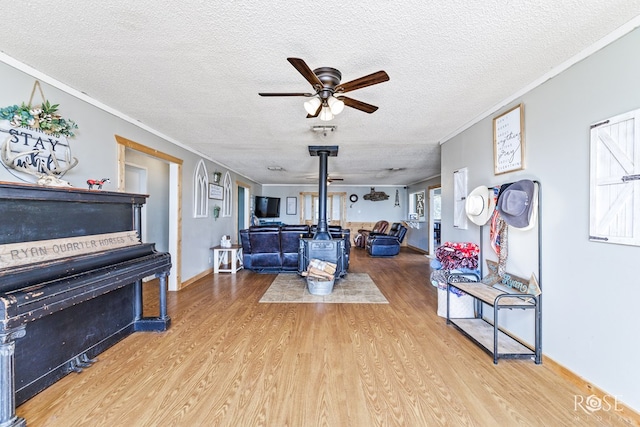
[{"x1": 259, "y1": 273, "x2": 389, "y2": 304}]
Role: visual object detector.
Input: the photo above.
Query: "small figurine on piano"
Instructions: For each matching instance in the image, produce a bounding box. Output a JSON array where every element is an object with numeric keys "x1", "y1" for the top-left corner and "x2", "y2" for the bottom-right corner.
[{"x1": 87, "y1": 178, "x2": 110, "y2": 190}]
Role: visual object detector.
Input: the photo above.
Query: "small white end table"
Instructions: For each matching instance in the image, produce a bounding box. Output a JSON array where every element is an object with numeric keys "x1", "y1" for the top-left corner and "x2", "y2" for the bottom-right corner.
[{"x1": 211, "y1": 244, "x2": 244, "y2": 274}]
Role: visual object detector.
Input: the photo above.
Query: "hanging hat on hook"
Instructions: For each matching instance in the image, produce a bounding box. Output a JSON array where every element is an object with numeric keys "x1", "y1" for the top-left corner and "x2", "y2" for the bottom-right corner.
[
  {"x1": 496, "y1": 179, "x2": 538, "y2": 229},
  {"x1": 465, "y1": 185, "x2": 496, "y2": 226}
]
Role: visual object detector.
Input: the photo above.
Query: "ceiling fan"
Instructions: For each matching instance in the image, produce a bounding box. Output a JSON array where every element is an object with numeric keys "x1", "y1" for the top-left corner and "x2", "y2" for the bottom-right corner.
[
  {"x1": 305, "y1": 175, "x2": 344, "y2": 183},
  {"x1": 259, "y1": 58, "x2": 389, "y2": 121}
]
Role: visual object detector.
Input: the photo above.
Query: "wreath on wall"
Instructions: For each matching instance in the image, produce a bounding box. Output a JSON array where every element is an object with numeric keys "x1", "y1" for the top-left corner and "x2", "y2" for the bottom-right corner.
[
  {"x1": 0, "y1": 81, "x2": 79, "y2": 186},
  {"x1": 0, "y1": 100, "x2": 78, "y2": 137}
]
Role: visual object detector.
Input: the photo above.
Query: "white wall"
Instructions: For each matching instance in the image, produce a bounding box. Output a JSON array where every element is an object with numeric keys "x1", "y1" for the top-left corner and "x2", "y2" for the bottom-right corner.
[
  {"x1": 0, "y1": 58, "x2": 261, "y2": 285},
  {"x1": 441, "y1": 27, "x2": 640, "y2": 411}
]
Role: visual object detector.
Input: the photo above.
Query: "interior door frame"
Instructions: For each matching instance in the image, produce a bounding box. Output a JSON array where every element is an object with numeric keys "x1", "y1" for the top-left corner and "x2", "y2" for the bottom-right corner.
[
  {"x1": 428, "y1": 184, "x2": 441, "y2": 255},
  {"x1": 116, "y1": 134, "x2": 183, "y2": 291},
  {"x1": 236, "y1": 180, "x2": 252, "y2": 242}
]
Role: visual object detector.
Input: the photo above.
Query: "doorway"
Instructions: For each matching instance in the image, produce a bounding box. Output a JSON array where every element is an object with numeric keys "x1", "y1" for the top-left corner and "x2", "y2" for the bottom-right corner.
[
  {"x1": 236, "y1": 182, "x2": 251, "y2": 242},
  {"x1": 116, "y1": 135, "x2": 183, "y2": 291},
  {"x1": 428, "y1": 185, "x2": 442, "y2": 255},
  {"x1": 124, "y1": 163, "x2": 148, "y2": 243}
]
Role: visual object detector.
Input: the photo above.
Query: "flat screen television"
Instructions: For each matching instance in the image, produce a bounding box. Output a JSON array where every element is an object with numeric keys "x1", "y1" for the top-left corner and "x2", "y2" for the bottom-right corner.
[{"x1": 254, "y1": 196, "x2": 281, "y2": 218}]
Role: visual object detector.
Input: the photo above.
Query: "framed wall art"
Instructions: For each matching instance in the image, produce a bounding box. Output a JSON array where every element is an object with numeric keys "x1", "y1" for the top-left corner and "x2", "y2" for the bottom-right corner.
[
  {"x1": 208, "y1": 183, "x2": 223, "y2": 200},
  {"x1": 286, "y1": 196, "x2": 297, "y2": 215},
  {"x1": 493, "y1": 103, "x2": 525, "y2": 175}
]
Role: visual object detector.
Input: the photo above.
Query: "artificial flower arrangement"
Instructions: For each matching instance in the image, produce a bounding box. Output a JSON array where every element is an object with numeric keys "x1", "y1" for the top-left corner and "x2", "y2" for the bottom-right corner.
[{"x1": 0, "y1": 100, "x2": 78, "y2": 137}]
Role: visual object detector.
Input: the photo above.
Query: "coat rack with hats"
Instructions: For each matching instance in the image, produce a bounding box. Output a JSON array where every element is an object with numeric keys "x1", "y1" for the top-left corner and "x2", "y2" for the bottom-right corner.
[{"x1": 446, "y1": 179, "x2": 542, "y2": 364}]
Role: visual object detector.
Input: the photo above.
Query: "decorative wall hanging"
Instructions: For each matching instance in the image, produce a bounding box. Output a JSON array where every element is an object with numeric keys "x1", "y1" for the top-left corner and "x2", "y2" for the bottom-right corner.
[
  {"x1": 286, "y1": 197, "x2": 297, "y2": 215},
  {"x1": 194, "y1": 159, "x2": 208, "y2": 218},
  {"x1": 453, "y1": 167, "x2": 468, "y2": 229},
  {"x1": 363, "y1": 187, "x2": 389, "y2": 201},
  {"x1": 409, "y1": 190, "x2": 426, "y2": 221},
  {"x1": 0, "y1": 81, "x2": 79, "y2": 186},
  {"x1": 590, "y1": 108, "x2": 640, "y2": 247},
  {"x1": 493, "y1": 103, "x2": 524, "y2": 175},
  {"x1": 209, "y1": 183, "x2": 223, "y2": 200}
]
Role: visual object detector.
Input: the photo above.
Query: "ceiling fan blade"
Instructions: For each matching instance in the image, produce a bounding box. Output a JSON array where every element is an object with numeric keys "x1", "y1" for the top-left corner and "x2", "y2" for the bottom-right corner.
[
  {"x1": 336, "y1": 70, "x2": 389, "y2": 93},
  {"x1": 259, "y1": 92, "x2": 313, "y2": 97},
  {"x1": 340, "y1": 96, "x2": 379, "y2": 113},
  {"x1": 306, "y1": 103, "x2": 322, "y2": 118},
  {"x1": 287, "y1": 57, "x2": 323, "y2": 89}
]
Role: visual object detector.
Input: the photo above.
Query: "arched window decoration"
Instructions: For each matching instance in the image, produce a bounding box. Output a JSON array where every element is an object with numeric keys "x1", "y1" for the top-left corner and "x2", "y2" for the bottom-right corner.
[
  {"x1": 193, "y1": 159, "x2": 208, "y2": 218},
  {"x1": 222, "y1": 172, "x2": 232, "y2": 217}
]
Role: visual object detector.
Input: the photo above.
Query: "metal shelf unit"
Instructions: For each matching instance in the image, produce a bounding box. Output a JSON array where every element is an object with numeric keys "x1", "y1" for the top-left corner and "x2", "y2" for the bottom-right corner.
[
  {"x1": 446, "y1": 281, "x2": 541, "y2": 364},
  {"x1": 445, "y1": 180, "x2": 542, "y2": 365}
]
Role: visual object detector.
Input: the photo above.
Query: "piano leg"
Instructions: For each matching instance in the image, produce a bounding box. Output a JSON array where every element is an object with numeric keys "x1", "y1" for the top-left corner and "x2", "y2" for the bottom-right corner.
[
  {"x1": 0, "y1": 326, "x2": 26, "y2": 427},
  {"x1": 134, "y1": 279, "x2": 143, "y2": 321},
  {"x1": 134, "y1": 272, "x2": 171, "y2": 332},
  {"x1": 159, "y1": 273, "x2": 168, "y2": 320}
]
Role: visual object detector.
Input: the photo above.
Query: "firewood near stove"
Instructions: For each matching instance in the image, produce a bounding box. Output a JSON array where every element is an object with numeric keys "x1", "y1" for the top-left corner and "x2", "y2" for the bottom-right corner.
[{"x1": 301, "y1": 258, "x2": 337, "y2": 280}]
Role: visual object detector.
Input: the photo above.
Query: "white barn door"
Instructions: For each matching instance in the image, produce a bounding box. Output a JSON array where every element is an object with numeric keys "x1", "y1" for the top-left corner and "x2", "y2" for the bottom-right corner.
[{"x1": 590, "y1": 109, "x2": 640, "y2": 245}]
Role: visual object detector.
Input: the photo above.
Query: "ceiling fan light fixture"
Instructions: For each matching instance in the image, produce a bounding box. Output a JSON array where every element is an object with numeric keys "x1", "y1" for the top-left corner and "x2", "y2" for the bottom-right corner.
[
  {"x1": 319, "y1": 106, "x2": 334, "y2": 121},
  {"x1": 303, "y1": 97, "x2": 321, "y2": 115},
  {"x1": 327, "y1": 96, "x2": 344, "y2": 115}
]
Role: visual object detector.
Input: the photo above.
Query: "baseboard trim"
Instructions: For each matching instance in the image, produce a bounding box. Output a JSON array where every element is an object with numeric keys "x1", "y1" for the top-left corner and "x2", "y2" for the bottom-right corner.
[
  {"x1": 180, "y1": 268, "x2": 213, "y2": 289},
  {"x1": 543, "y1": 356, "x2": 640, "y2": 424},
  {"x1": 406, "y1": 244, "x2": 428, "y2": 254}
]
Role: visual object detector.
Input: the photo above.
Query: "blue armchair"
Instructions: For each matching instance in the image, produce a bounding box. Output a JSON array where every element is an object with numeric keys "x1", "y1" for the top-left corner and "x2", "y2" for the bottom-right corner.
[{"x1": 366, "y1": 223, "x2": 408, "y2": 257}]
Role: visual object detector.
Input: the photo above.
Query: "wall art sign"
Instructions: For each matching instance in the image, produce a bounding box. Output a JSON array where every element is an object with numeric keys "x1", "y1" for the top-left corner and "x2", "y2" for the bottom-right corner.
[
  {"x1": 0, "y1": 231, "x2": 139, "y2": 268},
  {"x1": 482, "y1": 259, "x2": 541, "y2": 296},
  {"x1": 0, "y1": 81, "x2": 79, "y2": 185},
  {"x1": 209, "y1": 183, "x2": 223, "y2": 200},
  {"x1": 493, "y1": 104, "x2": 524, "y2": 175}
]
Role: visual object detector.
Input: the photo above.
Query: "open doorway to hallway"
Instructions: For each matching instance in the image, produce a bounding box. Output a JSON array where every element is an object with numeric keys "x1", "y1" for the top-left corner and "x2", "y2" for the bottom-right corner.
[
  {"x1": 116, "y1": 135, "x2": 183, "y2": 291},
  {"x1": 428, "y1": 185, "x2": 441, "y2": 255},
  {"x1": 236, "y1": 182, "x2": 252, "y2": 243}
]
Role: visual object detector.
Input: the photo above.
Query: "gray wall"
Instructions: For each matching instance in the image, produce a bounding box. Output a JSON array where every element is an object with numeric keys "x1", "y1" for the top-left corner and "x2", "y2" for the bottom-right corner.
[
  {"x1": 0, "y1": 59, "x2": 261, "y2": 285},
  {"x1": 441, "y1": 27, "x2": 640, "y2": 411}
]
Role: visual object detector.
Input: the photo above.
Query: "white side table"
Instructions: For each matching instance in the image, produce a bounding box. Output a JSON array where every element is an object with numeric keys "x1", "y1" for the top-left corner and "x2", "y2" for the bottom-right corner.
[{"x1": 211, "y1": 245, "x2": 244, "y2": 274}]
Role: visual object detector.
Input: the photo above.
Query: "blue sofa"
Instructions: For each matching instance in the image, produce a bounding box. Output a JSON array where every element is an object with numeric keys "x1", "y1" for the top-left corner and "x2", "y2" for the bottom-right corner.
[{"x1": 239, "y1": 225, "x2": 350, "y2": 272}]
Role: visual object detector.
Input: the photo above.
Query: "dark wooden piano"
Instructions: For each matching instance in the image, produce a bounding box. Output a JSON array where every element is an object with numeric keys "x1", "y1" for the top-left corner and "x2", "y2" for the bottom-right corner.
[{"x1": 0, "y1": 182, "x2": 171, "y2": 427}]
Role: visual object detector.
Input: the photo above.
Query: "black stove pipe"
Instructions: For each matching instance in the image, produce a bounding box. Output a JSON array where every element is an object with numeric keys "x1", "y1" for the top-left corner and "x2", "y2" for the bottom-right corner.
[
  {"x1": 308, "y1": 145, "x2": 338, "y2": 240},
  {"x1": 314, "y1": 149, "x2": 331, "y2": 240}
]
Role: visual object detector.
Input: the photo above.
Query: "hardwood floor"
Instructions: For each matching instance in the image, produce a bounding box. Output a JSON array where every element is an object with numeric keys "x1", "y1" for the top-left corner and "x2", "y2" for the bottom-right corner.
[{"x1": 17, "y1": 248, "x2": 638, "y2": 426}]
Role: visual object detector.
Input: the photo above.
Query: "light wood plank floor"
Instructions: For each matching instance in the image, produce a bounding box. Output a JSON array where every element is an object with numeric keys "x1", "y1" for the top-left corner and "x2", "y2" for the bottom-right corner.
[{"x1": 17, "y1": 248, "x2": 638, "y2": 426}]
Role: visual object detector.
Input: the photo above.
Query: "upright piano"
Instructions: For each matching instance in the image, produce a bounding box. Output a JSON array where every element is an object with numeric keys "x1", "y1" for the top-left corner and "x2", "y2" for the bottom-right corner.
[{"x1": 0, "y1": 182, "x2": 171, "y2": 427}]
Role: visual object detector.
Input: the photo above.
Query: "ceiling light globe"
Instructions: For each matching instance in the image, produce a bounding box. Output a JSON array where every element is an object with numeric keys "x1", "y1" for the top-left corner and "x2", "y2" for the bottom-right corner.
[
  {"x1": 304, "y1": 97, "x2": 321, "y2": 115},
  {"x1": 327, "y1": 96, "x2": 345, "y2": 115},
  {"x1": 319, "y1": 107, "x2": 334, "y2": 121}
]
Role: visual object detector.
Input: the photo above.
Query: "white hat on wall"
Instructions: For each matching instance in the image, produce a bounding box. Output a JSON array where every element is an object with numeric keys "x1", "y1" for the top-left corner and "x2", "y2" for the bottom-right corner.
[{"x1": 465, "y1": 185, "x2": 496, "y2": 226}]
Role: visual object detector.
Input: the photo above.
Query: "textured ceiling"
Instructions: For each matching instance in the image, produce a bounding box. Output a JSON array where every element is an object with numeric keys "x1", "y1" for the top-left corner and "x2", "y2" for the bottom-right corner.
[{"x1": 2, "y1": 2, "x2": 639, "y2": 185}]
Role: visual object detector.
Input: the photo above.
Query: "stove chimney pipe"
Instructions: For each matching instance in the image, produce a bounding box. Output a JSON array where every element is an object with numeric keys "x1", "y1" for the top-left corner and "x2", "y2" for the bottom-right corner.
[{"x1": 308, "y1": 145, "x2": 338, "y2": 240}]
